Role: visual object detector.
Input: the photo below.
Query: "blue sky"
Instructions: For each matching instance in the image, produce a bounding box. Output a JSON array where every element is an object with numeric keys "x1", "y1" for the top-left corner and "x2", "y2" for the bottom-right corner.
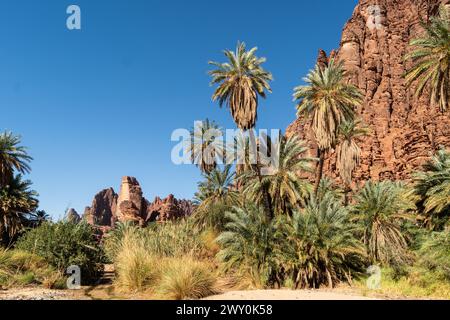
[{"x1": 0, "y1": 0, "x2": 357, "y2": 218}]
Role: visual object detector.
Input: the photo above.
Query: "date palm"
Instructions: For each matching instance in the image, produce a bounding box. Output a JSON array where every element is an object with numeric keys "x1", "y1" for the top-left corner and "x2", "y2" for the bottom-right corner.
[
  {"x1": 405, "y1": 5, "x2": 450, "y2": 112},
  {"x1": 412, "y1": 148, "x2": 450, "y2": 230},
  {"x1": 0, "y1": 132, "x2": 33, "y2": 187},
  {"x1": 208, "y1": 41, "x2": 272, "y2": 131},
  {"x1": 0, "y1": 175, "x2": 38, "y2": 242},
  {"x1": 294, "y1": 59, "x2": 362, "y2": 195},
  {"x1": 336, "y1": 120, "x2": 369, "y2": 204},
  {"x1": 209, "y1": 42, "x2": 273, "y2": 218},
  {"x1": 351, "y1": 181, "x2": 415, "y2": 265},
  {"x1": 238, "y1": 135, "x2": 315, "y2": 215},
  {"x1": 187, "y1": 119, "x2": 224, "y2": 174},
  {"x1": 194, "y1": 165, "x2": 238, "y2": 230}
]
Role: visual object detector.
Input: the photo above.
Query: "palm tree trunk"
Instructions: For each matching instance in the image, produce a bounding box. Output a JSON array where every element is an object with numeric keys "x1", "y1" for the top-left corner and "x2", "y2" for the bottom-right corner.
[
  {"x1": 249, "y1": 130, "x2": 273, "y2": 220},
  {"x1": 344, "y1": 182, "x2": 351, "y2": 206},
  {"x1": 314, "y1": 149, "x2": 325, "y2": 196},
  {"x1": 257, "y1": 168, "x2": 273, "y2": 220}
]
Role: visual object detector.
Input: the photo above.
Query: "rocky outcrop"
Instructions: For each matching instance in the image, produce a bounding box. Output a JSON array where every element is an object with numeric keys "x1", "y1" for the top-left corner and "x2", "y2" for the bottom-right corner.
[
  {"x1": 287, "y1": 0, "x2": 450, "y2": 185},
  {"x1": 66, "y1": 208, "x2": 81, "y2": 223},
  {"x1": 83, "y1": 188, "x2": 117, "y2": 227},
  {"x1": 115, "y1": 177, "x2": 147, "y2": 226},
  {"x1": 146, "y1": 195, "x2": 194, "y2": 222},
  {"x1": 83, "y1": 176, "x2": 193, "y2": 227}
]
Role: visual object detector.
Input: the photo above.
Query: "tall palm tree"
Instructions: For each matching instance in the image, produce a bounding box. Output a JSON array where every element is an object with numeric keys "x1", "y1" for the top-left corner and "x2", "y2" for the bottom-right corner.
[
  {"x1": 238, "y1": 135, "x2": 315, "y2": 216},
  {"x1": 0, "y1": 174, "x2": 38, "y2": 243},
  {"x1": 412, "y1": 148, "x2": 450, "y2": 230},
  {"x1": 294, "y1": 59, "x2": 363, "y2": 195},
  {"x1": 209, "y1": 42, "x2": 274, "y2": 218},
  {"x1": 0, "y1": 132, "x2": 33, "y2": 187},
  {"x1": 336, "y1": 120, "x2": 369, "y2": 204},
  {"x1": 194, "y1": 165, "x2": 238, "y2": 230},
  {"x1": 208, "y1": 41, "x2": 273, "y2": 131},
  {"x1": 404, "y1": 5, "x2": 450, "y2": 113},
  {"x1": 351, "y1": 181, "x2": 415, "y2": 265},
  {"x1": 187, "y1": 119, "x2": 224, "y2": 174}
]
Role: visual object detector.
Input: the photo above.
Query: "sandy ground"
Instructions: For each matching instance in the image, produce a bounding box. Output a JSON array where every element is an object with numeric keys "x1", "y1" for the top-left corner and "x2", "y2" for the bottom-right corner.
[
  {"x1": 0, "y1": 287, "x2": 378, "y2": 300},
  {"x1": 0, "y1": 287, "x2": 89, "y2": 300},
  {"x1": 204, "y1": 289, "x2": 377, "y2": 300}
]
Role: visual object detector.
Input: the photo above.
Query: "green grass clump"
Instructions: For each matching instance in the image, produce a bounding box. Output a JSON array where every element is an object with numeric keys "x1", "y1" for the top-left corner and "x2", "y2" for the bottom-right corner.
[
  {"x1": 110, "y1": 222, "x2": 218, "y2": 299},
  {"x1": 0, "y1": 249, "x2": 64, "y2": 289},
  {"x1": 157, "y1": 257, "x2": 217, "y2": 300}
]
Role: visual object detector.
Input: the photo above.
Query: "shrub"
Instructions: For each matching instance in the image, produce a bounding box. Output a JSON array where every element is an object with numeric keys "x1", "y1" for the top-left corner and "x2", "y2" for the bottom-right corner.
[
  {"x1": 157, "y1": 256, "x2": 217, "y2": 300},
  {"x1": 15, "y1": 221, "x2": 105, "y2": 284}
]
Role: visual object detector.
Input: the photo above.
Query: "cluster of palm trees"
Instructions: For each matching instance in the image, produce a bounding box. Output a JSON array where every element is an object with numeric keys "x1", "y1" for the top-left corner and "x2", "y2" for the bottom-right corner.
[
  {"x1": 0, "y1": 132, "x2": 47, "y2": 245},
  {"x1": 188, "y1": 5, "x2": 449, "y2": 288}
]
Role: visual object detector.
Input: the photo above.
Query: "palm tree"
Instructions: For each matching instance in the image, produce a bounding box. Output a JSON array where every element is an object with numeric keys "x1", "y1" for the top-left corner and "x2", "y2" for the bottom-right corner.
[
  {"x1": 404, "y1": 5, "x2": 450, "y2": 113},
  {"x1": 279, "y1": 193, "x2": 366, "y2": 289},
  {"x1": 294, "y1": 59, "x2": 363, "y2": 195},
  {"x1": 238, "y1": 134, "x2": 315, "y2": 215},
  {"x1": 209, "y1": 42, "x2": 273, "y2": 218},
  {"x1": 216, "y1": 205, "x2": 278, "y2": 287},
  {"x1": 0, "y1": 132, "x2": 33, "y2": 187},
  {"x1": 411, "y1": 148, "x2": 450, "y2": 230},
  {"x1": 187, "y1": 119, "x2": 224, "y2": 174},
  {"x1": 0, "y1": 175, "x2": 38, "y2": 243},
  {"x1": 26, "y1": 209, "x2": 50, "y2": 228},
  {"x1": 208, "y1": 41, "x2": 272, "y2": 131},
  {"x1": 194, "y1": 165, "x2": 239, "y2": 230},
  {"x1": 351, "y1": 181, "x2": 415, "y2": 265},
  {"x1": 336, "y1": 120, "x2": 369, "y2": 204}
]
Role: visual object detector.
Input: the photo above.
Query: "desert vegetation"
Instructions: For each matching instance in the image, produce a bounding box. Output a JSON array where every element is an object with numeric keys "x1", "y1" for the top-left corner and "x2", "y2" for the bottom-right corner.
[{"x1": 0, "y1": 5, "x2": 449, "y2": 300}]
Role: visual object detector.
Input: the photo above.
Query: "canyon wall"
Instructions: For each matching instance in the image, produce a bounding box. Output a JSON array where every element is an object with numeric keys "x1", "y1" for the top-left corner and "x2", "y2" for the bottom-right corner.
[{"x1": 287, "y1": 0, "x2": 450, "y2": 184}]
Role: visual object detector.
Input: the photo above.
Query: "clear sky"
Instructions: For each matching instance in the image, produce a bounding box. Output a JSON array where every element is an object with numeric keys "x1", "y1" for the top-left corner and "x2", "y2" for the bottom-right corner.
[{"x1": 0, "y1": 0, "x2": 358, "y2": 218}]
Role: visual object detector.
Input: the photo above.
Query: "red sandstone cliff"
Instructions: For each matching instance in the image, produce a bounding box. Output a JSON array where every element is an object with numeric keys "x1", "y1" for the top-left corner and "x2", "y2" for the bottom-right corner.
[{"x1": 287, "y1": 0, "x2": 450, "y2": 184}]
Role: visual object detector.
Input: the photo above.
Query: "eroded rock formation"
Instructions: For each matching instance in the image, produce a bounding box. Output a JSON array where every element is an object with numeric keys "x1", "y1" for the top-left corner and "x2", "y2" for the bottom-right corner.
[
  {"x1": 287, "y1": 0, "x2": 450, "y2": 184},
  {"x1": 83, "y1": 176, "x2": 193, "y2": 228}
]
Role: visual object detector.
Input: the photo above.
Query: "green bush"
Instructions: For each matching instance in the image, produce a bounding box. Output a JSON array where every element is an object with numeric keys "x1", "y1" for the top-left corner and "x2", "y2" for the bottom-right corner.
[{"x1": 15, "y1": 221, "x2": 105, "y2": 284}]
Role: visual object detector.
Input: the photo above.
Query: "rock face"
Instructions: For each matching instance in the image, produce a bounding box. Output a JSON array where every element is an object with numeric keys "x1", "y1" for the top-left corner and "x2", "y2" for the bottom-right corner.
[
  {"x1": 83, "y1": 176, "x2": 193, "y2": 228},
  {"x1": 66, "y1": 208, "x2": 81, "y2": 223},
  {"x1": 287, "y1": 0, "x2": 450, "y2": 184},
  {"x1": 115, "y1": 177, "x2": 147, "y2": 226},
  {"x1": 146, "y1": 195, "x2": 194, "y2": 222},
  {"x1": 84, "y1": 188, "x2": 117, "y2": 227}
]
